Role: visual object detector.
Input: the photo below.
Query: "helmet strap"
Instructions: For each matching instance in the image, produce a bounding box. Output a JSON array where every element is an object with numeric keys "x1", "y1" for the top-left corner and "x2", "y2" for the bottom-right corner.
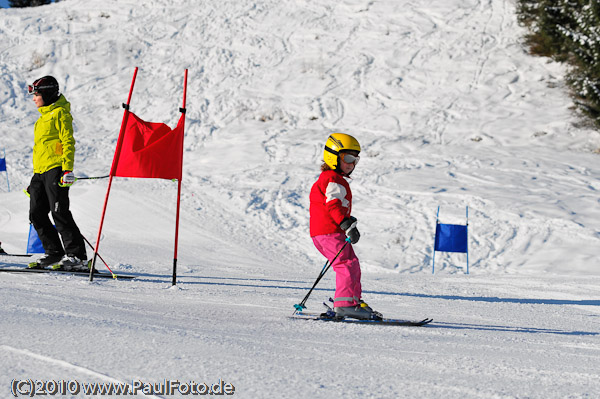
[{"x1": 324, "y1": 145, "x2": 341, "y2": 171}]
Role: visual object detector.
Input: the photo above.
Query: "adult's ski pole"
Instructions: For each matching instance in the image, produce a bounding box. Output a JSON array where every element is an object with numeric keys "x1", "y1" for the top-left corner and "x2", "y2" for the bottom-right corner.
[
  {"x1": 81, "y1": 235, "x2": 116, "y2": 278},
  {"x1": 293, "y1": 237, "x2": 351, "y2": 313},
  {"x1": 74, "y1": 175, "x2": 109, "y2": 182},
  {"x1": 23, "y1": 175, "x2": 109, "y2": 196},
  {"x1": 59, "y1": 175, "x2": 110, "y2": 188}
]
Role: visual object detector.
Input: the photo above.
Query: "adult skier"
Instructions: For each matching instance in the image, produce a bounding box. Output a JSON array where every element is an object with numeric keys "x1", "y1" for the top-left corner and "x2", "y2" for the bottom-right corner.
[
  {"x1": 27, "y1": 76, "x2": 87, "y2": 270},
  {"x1": 309, "y1": 133, "x2": 381, "y2": 320}
]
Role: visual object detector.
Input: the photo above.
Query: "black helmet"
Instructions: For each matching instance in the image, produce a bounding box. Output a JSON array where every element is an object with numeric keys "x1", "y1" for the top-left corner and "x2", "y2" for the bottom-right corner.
[{"x1": 28, "y1": 76, "x2": 60, "y2": 105}]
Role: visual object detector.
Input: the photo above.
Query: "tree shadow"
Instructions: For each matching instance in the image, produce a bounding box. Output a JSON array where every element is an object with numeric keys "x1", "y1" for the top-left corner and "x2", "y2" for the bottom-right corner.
[
  {"x1": 430, "y1": 321, "x2": 598, "y2": 336},
  {"x1": 363, "y1": 290, "x2": 600, "y2": 307},
  {"x1": 3, "y1": 265, "x2": 597, "y2": 336}
]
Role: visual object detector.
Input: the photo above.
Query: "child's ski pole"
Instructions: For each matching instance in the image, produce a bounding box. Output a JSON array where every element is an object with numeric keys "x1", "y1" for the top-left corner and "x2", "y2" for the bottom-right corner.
[{"x1": 294, "y1": 237, "x2": 351, "y2": 313}]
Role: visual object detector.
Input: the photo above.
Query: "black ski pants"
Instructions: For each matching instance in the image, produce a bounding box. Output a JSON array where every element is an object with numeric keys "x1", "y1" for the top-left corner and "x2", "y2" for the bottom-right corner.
[{"x1": 29, "y1": 166, "x2": 86, "y2": 260}]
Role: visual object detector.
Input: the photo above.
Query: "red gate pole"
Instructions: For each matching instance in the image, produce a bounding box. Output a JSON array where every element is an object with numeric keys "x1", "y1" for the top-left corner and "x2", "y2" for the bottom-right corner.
[
  {"x1": 89, "y1": 67, "x2": 139, "y2": 282},
  {"x1": 172, "y1": 69, "x2": 188, "y2": 285}
]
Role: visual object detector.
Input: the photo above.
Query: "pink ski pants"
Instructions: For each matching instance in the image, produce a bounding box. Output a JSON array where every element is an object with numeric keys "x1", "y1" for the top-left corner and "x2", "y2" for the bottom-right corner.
[{"x1": 312, "y1": 232, "x2": 362, "y2": 307}]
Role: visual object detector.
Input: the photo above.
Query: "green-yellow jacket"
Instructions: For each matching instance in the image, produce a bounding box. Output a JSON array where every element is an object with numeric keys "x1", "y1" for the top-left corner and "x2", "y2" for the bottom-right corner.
[{"x1": 33, "y1": 94, "x2": 75, "y2": 174}]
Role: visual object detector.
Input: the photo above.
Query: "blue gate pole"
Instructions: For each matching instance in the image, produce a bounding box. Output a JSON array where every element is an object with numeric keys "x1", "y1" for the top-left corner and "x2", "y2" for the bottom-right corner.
[
  {"x1": 2, "y1": 149, "x2": 8, "y2": 192},
  {"x1": 466, "y1": 206, "x2": 469, "y2": 274},
  {"x1": 432, "y1": 206, "x2": 440, "y2": 274},
  {"x1": 26, "y1": 224, "x2": 32, "y2": 254}
]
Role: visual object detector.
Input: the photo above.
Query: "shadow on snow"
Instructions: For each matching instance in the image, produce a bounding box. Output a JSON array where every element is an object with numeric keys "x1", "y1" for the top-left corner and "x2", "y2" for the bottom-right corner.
[{"x1": 2, "y1": 265, "x2": 598, "y2": 336}]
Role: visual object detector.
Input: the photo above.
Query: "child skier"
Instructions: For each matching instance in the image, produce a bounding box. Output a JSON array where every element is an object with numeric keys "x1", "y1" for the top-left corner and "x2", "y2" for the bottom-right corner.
[{"x1": 309, "y1": 133, "x2": 381, "y2": 320}]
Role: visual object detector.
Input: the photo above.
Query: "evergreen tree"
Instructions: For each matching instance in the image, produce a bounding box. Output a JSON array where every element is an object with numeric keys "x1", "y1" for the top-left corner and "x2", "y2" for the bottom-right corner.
[
  {"x1": 518, "y1": 0, "x2": 600, "y2": 126},
  {"x1": 567, "y1": 1, "x2": 600, "y2": 120},
  {"x1": 8, "y1": 0, "x2": 52, "y2": 7}
]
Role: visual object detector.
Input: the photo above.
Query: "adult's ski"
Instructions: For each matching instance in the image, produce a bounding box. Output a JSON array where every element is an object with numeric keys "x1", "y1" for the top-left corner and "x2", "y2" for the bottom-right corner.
[
  {"x1": 0, "y1": 267, "x2": 135, "y2": 280},
  {"x1": 0, "y1": 253, "x2": 33, "y2": 257},
  {"x1": 0, "y1": 244, "x2": 33, "y2": 257},
  {"x1": 292, "y1": 311, "x2": 432, "y2": 326}
]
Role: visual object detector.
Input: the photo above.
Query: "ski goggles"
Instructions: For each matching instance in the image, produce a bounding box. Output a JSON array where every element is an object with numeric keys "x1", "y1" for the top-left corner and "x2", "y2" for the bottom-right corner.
[
  {"x1": 27, "y1": 84, "x2": 54, "y2": 95},
  {"x1": 340, "y1": 152, "x2": 360, "y2": 165}
]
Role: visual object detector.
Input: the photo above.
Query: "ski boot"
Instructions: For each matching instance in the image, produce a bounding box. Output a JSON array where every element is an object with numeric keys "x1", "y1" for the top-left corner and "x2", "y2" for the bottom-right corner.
[
  {"x1": 320, "y1": 300, "x2": 339, "y2": 319},
  {"x1": 334, "y1": 300, "x2": 383, "y2": 320},
  {"x1": 28, "y1": 253, "x2": 64, "y2": 269},
  {"x1": 52, "y1": 255, "x2": 90, "y2": 272}
]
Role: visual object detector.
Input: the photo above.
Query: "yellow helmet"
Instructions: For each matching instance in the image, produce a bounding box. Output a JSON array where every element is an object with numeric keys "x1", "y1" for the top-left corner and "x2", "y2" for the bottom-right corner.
[{"x1": 323, "y1": 133, "x2": 361, "y2": 170}]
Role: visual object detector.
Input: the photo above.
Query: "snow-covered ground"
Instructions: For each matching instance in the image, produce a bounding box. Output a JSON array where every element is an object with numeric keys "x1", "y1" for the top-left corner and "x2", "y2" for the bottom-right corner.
[{"x1": 1, "y1": 0, "x2": 599, "y2": 397}]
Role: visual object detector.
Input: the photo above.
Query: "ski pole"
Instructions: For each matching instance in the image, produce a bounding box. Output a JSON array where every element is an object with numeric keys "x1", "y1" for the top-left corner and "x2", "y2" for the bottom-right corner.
[
  {"x1": 81, "y1": 235, "x2": 117, "y2": 278},
  {"x1": 25, "y1": 175, "x2": 109, "y2": 193},
  {"x1": 69, "y1": 175, "x2": 110, "y2": 185},
  {"x1": 294, "y1": 237, "x2": 351, "y2": 313},
  {"x1": 60, "y1": 175, "x2": 110, "y2": 188},
  {"x1": 75, "y1": 175, "x2": 109, "y2": 180}
]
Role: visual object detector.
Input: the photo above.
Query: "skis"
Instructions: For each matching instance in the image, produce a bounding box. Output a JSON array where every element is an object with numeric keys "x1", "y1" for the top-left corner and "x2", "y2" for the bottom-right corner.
[
  {"x1": 292, "y1": 311, "x2": 433, "y2": 326},
  {"x1": 0, "y1": 267, "x2": 135, "y2": 280},
  {"x1": 0, "y1": 244, "x2": 33, "y2": 257}
]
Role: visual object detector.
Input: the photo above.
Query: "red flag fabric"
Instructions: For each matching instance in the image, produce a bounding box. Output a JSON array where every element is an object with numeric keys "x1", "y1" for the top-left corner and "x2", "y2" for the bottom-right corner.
[{"x1": 113, "y1": 112, "x2": 184, "y2": 180}]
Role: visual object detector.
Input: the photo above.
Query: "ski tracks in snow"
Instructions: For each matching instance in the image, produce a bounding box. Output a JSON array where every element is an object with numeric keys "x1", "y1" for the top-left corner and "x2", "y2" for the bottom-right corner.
[
  {"x1": 1, "y1": 345, "x2": 163, "y2": 398},
  {"x1": 1, "y1": 0, "x2": 600, "y2": 275}
]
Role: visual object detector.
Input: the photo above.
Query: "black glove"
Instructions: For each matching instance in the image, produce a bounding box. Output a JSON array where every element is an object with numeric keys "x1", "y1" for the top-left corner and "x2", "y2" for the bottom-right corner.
[{"x1": 340, "y1": 216, "x2": 360, "y2": 244}]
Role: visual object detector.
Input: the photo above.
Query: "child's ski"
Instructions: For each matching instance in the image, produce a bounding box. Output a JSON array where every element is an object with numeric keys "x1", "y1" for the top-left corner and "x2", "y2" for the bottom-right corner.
[{"x1": 292, "y1": 311, "x2": 432, "y2": 326}]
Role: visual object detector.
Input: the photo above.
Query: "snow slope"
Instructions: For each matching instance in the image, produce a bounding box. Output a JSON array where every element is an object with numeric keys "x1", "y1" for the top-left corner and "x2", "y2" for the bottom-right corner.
[{"x1": 1, "y1": 0, "x2": 599, "y2": 398}]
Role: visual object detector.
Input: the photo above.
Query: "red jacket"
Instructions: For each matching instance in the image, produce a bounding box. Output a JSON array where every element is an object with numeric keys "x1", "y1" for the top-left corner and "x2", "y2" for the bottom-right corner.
[{"x1": 310, "y1": 170, "x2": 352, "y2": 237}]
